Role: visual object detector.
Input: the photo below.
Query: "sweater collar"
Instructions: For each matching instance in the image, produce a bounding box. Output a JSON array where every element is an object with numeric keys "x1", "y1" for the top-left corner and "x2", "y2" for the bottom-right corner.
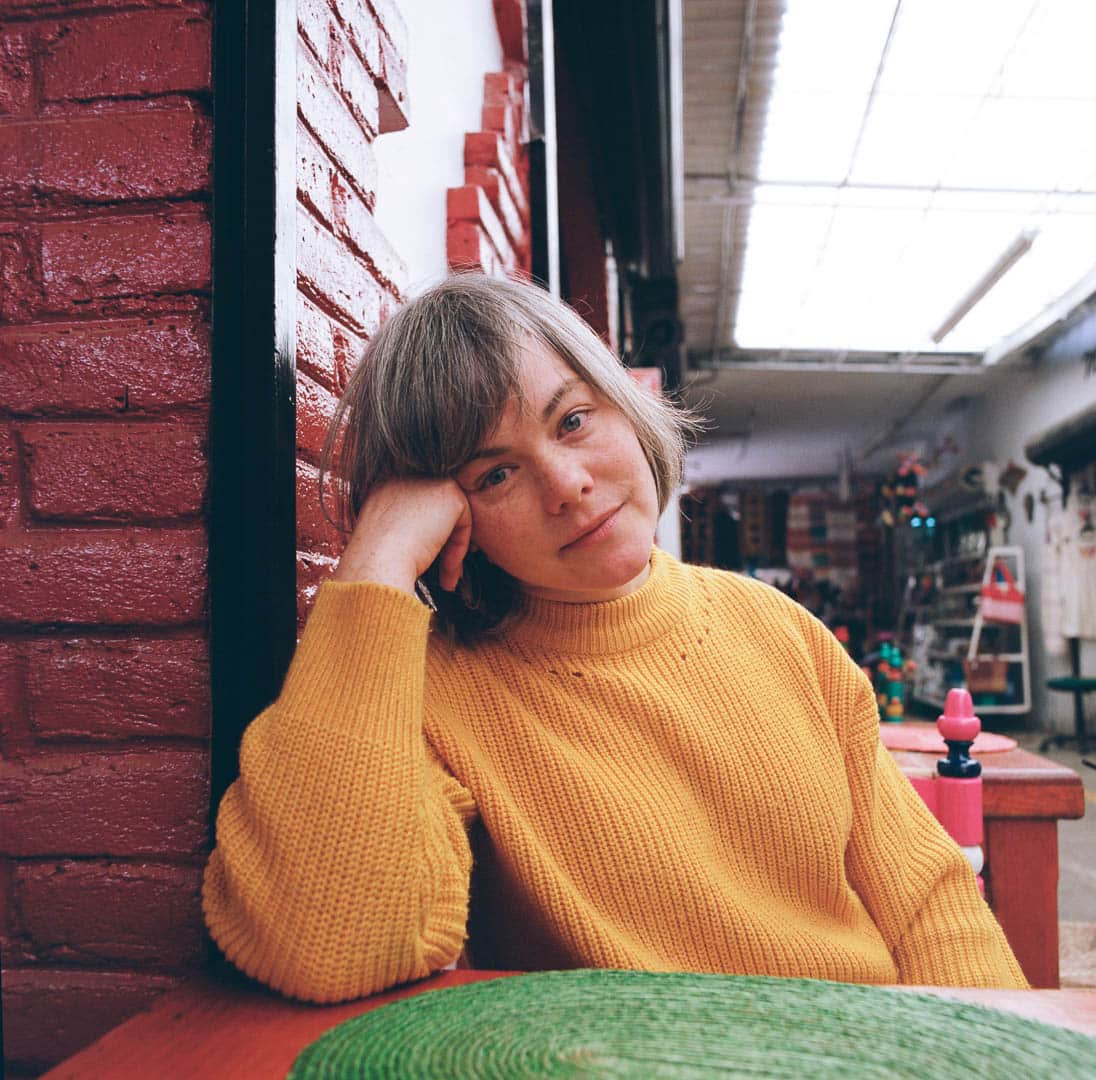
[{"x1": 501, "y1": 547, "x2": 696, "y2": 657}]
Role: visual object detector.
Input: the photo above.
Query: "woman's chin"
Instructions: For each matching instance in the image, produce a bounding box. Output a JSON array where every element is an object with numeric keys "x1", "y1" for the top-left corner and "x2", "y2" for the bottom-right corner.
[{"x1": 524, "y1": 539, "x2": 654, "y2": 602}]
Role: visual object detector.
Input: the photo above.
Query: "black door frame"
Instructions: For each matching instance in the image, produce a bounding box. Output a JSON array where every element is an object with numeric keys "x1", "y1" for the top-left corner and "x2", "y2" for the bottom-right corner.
[{"x1": 209, "y1": 0, "x2": 298, "y2": 813}]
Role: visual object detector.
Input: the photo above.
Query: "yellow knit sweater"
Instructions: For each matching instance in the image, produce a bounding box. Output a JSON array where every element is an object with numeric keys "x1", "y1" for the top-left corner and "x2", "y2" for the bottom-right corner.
[{"x1": 202, "y1": 548, "x2": 1028, "y2": 1002}]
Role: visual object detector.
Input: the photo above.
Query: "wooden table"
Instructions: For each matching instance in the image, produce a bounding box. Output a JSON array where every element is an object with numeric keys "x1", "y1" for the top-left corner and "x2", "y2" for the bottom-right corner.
[
  {"x1": 41, "y1": 969, "x2": 1096, "y2": 1079},
  {"x1": 888, "y1": 725, "x2": 1086, "y2": 988}
]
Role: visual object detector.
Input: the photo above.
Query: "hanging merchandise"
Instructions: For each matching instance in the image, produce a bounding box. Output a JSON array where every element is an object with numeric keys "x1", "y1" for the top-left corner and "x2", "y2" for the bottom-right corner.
[
  {"x1": 979, "y1": 559, "x2": 1025, "y2": 624},
  {"x1": 878, "y1": 451, "x2": 929, "y2": 528},
  {"x1": 998, "y1": 460, "x2": 1027, "y2": 495},
  {"x1": 1040, "y1": 482, "x2": 1096, "y2": 649},
  {"x1": 738, "y1": 489, "x2": 772, "y2": 559}
]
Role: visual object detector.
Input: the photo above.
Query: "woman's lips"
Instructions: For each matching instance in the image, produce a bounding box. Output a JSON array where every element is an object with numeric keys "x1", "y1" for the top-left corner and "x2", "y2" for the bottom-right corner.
[{"x1": 561, "y1": 506, "x2": 621, "y2": 551}]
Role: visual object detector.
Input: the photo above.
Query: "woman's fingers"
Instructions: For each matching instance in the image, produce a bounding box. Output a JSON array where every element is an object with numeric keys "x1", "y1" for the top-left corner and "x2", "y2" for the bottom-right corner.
[
  {"x1": 437, "y1": 500, "x2": 474, "y2": 592},
  {"x1": 333, "y1": 478, "x2": 473, "y2": 592}
]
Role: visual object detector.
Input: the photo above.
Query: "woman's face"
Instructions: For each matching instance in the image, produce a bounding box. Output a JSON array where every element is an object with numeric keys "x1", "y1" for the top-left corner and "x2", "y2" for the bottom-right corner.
[{"x1": 454, "y1": 343, "x2": 660, "y2": 602}]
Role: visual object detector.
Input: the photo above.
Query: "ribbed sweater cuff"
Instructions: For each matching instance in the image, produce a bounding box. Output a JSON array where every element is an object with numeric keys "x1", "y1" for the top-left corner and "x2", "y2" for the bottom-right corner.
[{"x1": 278, "y1": 579, "x2": 433, "y2": 727}]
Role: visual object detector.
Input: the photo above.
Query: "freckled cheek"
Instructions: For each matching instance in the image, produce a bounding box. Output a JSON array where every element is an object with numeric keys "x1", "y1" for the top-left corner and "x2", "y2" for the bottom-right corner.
[
  {"x1": 468, "y1": 503, "x2": 529, "y2": 560},
  {"x1": 469, "y1": 497, "x2": 548, "y2": 565}
]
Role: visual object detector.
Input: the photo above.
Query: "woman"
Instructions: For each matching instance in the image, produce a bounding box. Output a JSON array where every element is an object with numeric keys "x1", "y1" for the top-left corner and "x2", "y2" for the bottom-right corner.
[{"x1": 202, "y1": 274, "x2": 1027, "y2": 1003}]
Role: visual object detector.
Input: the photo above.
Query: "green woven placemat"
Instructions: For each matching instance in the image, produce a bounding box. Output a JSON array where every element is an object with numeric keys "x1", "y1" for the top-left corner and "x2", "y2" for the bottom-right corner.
[{"x1": 288, "y1": 969, "x2": 1096, "y2": 1079}]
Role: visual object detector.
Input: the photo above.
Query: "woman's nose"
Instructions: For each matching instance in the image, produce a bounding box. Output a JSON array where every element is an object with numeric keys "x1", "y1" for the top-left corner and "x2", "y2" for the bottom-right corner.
[{"x1": 539, "y1": 452, "x2": 593, "y2": 512}]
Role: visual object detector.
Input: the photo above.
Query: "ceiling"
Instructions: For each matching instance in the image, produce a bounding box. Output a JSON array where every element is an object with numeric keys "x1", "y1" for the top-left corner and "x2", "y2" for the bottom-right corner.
[
  {"x1": 681, "y1": 365, "x2": 981, "y2": 483},
  {"x1": 679, "y1": 0, "x2": 782, "y2": 361},
  {"x1": 675, "y1": 0, "x2": 1089, "y2": 482}
]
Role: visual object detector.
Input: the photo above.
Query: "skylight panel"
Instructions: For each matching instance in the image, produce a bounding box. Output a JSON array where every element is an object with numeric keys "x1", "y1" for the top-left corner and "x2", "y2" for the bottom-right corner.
[
  {"x1": 849, "y1": 94, "x2": 983, "y2": 188},
  {"x1": 999, "y1": 2, "x2": 1096, "y2": 98},
  {"x1": 876, "y1": 0, "x2": 1036, "y2": 96},
  {"x1": 941, "y1": 97, "x2": 1096, "y2": 191},
  {"x1": 734, "y1": 0, "x2": 1096, "y2": 356}
]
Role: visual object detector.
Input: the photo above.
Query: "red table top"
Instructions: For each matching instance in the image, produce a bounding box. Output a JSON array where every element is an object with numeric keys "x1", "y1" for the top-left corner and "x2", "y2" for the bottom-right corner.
[
  {"x1": 886, "y1": 721, "x2": 1085, "y2": 819},
  {"x1": 42, "y1": 970, "x2": 1096, "y2": 1080}
]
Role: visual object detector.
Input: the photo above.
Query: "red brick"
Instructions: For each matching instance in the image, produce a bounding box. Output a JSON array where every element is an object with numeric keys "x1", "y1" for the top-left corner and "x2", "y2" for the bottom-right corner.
[
  {"x1": 339, "y1": 187, "x2": 406, "y2": 295},
  {"x1": 40, "y1": 214, "x2": 211, "y2": 307},
  {"x1": 0, "y1": 528, "x2": 206, "y2": 625},
  {"x1": 297, "y1": 459, "x2": 344, "y2": 558},
  {"x1": 492, "y1": 0, "x2": 526, "y2": 63},
  {"x1": 298, "y1": 39, "x2": 377, "y2": 205},
  {"x1": 484, "y1": 71, "x2": 521, "y2": 108},
  {"x1": 23, "y1": 422, "x2": 206, "y2": 521},
  {"x1": 2, "y1": 968, "x2": 180, "y2": 1074},
  {"x1": 339, "y1": 0, "x2": 382, "y2": 76},
  {"x1": 376, "y1": 20, "x2": 409, "y2": 133},
  {"x1": 0, "y1": 30, "x2": 35, "y2": 116},
  {"x1": 368, "y1": 0, "x2": 408, "y2": 57},
  {"x1": 297, "y1": 293, "x2": 339, "y2": 392},
  {"x1": 1, "y1": 856, "x2": 36, "y2": 965},
  {"x1": 465, "y1": 130, "x2": 527, "y2": 216},
  {"x1": 297, "y1": 205, "x2": 384, "y2": 336},
  {"x1": 25, "y1": 636, "x2": 209, "y2": 740},
  {"x1": 331, "y1": 28, "x2": 380, "y2": 136},
  {"x1": 296, "y1": 369, "x2": 338, "y2": 464},
  {"x1": 0, "y1": 748, "x2": 209, "y2": 857},
  {"x1": 334, "y1": 321, "x2": 365, "y2": 387},
  {"x1": 297, "y1": 551, "x2": 337, "y2": 631},
  {"x1": 0, "y1": 227, "x2": 40, "y2": 322},
  {"x1": 300, "y1": 80, "x2": 378, "y2": 213},
  {"x1": 448, "y1": 185, "x2": 516, "y2": 271},
  {"x1": 0, "y1": 424, "x2": 20, "y2": 525},
  {"x1": 297, "y1": 121, "x2": 335, "y2": 230},
  {"x1": 0, "y1": 0, "x2": 165, "y2": 9},
  {"x1": 16, "y1": 860, "x2": 205, "y2": 967},
  {"x1": 465, "y1": 163, "x2": 526, "y2": 257},
  {"x1": 448, "y1": 221, "x2": 501, "y2": 276},
  {"x1": 0, "y1": 106, "x2": 211, "y2": 203},
  {"x1": 0, "y1": 642, "x2": 25, "y2": 745},
  {"x1": 41, "y1": 11, "x2": 211, "y2": 102},
  {"x1": 482, "y1": 99, "x2": 518, "y2": 150},
  {"x1": 327, "y1": 0, "x2": 406, "y2": 130},
  {"x1": 0, "y1": 318, "x2": 210, "y2": 416},
  {"x1": 297, "y1": 0, "x2": 333, "y2": 64}
]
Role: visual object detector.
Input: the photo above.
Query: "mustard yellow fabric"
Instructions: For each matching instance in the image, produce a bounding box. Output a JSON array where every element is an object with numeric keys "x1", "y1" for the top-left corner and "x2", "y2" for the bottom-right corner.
[{"x1": 203, "y1": 548, "x2": 1028, "y2": 1002}]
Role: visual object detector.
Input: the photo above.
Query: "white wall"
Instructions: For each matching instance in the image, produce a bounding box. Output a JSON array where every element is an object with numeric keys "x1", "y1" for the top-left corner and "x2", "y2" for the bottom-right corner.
[
  {"x1": 964, "y1": 329, "x2": 1096, "y2": 733},
  {"x1": 373, "y1": 1, "x2": 503, "y2": 294},
  {"x1": 656, "y1": 486, "x2": 684, "y2": 559}
]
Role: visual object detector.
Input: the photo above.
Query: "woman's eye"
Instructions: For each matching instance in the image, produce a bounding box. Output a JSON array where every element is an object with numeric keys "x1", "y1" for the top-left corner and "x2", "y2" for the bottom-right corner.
[
  {"x1": 479, "y1": 466, "x2": 511, "y2": 490},
  {"x1": 561, "y1": 410, "x2": 587, "y2": 433}
]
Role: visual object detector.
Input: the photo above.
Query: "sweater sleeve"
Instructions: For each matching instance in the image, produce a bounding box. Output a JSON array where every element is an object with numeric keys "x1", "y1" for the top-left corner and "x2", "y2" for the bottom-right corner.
[
  {"x1": 201, "y1": 580, "x2": 475, "y2": 1003},
  {"x1": 799, "y1": 611, "x2": 1028, "y2": 989}
]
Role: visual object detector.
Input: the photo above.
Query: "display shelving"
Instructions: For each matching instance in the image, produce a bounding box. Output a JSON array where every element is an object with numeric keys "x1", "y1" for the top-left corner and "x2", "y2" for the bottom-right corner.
[{"x1": 908, "y1": 545, "x2": 1031, "y2": 716}]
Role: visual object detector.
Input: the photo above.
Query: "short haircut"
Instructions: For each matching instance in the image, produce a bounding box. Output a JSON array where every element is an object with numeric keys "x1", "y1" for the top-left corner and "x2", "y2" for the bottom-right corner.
[{"x1": 320, "y1": 272, "x2": 703, "y2": 643}]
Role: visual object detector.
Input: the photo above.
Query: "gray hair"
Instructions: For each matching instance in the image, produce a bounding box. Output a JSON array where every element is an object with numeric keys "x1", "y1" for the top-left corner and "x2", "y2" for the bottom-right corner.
[{"x1": 320, "y1": 272, "x2": 703, "y2": 642}]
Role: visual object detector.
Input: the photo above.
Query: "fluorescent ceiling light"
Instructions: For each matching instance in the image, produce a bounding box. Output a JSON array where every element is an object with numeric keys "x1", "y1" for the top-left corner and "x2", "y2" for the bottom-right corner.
[
  {"x1": 734, "y1": 0, "x2": 1096, "y2": 356},
  {"x1": 930, "y1": 229, "x2": 1036, "y2": 343}
]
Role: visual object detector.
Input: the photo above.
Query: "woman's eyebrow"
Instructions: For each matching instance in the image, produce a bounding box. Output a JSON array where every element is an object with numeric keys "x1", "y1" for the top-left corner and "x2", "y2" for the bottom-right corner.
[
  {"x1": 537, "y1": 376, "x2": 584, "y2": 422},
  {"x1": 462, "y1": 377, "x2": 586, "y2": 466}
]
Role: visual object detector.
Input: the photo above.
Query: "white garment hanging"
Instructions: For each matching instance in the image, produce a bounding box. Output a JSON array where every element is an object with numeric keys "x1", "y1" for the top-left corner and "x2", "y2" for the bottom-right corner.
[{"x1": 1057, "y1": 493, "x2": 1096, "y2": 642}]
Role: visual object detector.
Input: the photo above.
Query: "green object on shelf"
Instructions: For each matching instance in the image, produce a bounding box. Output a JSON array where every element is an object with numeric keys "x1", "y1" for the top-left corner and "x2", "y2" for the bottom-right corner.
[{"x1": 288, "y1": 969, "x2": 1096, "y2": 1079}]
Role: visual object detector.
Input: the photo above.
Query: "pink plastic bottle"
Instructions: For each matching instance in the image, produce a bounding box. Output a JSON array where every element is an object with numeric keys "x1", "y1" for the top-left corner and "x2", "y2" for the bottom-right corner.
[{"x1": 936, "y1": 688, "x2": 985, "y2": 894}]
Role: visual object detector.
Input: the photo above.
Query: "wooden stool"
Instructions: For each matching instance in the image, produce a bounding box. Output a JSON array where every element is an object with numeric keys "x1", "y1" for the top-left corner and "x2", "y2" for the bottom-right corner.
[{"x1": 1041, "y1": 638, "x2": 1094, "y2": 755}]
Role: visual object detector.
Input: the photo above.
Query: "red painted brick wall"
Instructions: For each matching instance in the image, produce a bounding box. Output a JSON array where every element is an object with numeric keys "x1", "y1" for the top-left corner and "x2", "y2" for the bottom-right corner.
[
  {"x1": 0, "y1": 2, "x2": 213, "y2": 1075},
  {"x1": 447, "y1": 64, "x2": 531, "y2": 277},
  {"x1": 295, "y1": 0, "x2": 412, "y2": 625},
  {"x1": 1, "y1": 0, "x2": 531, "y2": 1073}
]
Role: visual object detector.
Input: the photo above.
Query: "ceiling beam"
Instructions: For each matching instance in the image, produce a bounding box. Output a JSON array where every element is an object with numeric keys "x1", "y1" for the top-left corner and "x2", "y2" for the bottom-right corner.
[{"x1": 690, "y1": 347, "x2": 985, "y2": 375}]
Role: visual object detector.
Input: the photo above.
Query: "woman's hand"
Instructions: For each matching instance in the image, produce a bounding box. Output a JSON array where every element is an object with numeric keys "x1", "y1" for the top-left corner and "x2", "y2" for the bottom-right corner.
[{"x1": 332, "y1": 478, "x2": 474, "y2": 595}]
